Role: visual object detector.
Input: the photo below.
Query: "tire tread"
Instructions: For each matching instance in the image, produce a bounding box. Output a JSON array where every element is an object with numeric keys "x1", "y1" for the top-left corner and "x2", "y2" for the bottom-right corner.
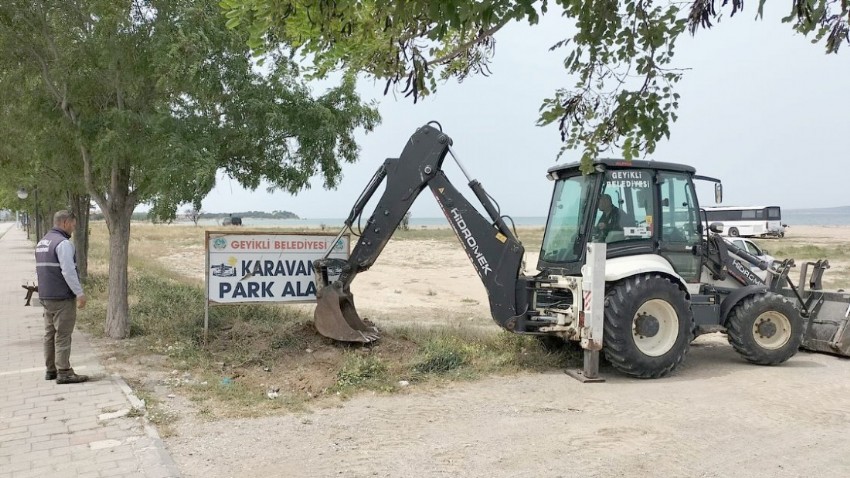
[
  {"x1": 726, "y1": 293, "x2": 803, "y2": 365},
  {"x1": 602, "y1": 274, "x2": 694, "y2": 379}
]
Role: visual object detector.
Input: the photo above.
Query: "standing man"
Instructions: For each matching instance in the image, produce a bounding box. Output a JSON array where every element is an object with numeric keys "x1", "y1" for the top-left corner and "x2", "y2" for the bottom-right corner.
[{"x1": 35, "y1": 210, "x2": 88, "y2": 384}]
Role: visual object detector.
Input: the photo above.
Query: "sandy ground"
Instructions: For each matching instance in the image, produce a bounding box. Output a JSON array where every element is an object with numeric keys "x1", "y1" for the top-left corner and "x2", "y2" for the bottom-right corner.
[
  {"x1": 159, "y1": 225, "x2": 850, "y2": 327},
  {"x1": 157, "y1": 225, "x2": 850, "y2": 478}
]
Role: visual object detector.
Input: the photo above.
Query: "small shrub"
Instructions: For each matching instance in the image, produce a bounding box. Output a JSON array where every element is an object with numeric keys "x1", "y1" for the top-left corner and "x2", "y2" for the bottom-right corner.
[
  {"x1": 413, "y1": 337, "x2": 471, "y2": 374},
  {"x1": 335, "y1": 354, "x2": 388, "y2": 389}
]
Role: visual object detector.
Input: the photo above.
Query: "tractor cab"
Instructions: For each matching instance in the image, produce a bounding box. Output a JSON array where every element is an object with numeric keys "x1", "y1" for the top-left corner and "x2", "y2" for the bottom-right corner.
[{"x1": 539, "y1": 160, "x2": 706, "y2": 283}]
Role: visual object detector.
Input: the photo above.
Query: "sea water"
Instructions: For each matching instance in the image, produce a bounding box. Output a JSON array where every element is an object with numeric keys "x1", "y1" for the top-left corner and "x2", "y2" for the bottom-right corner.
[{"x1": 196, "y1": 208, "x2": 850, "y2": 228}]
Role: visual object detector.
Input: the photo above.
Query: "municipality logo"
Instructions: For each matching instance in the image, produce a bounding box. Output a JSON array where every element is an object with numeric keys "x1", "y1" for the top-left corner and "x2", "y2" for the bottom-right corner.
[
  {"x1": 213, "y1": 238, "x2": 227, "y2": 250},
  {"x1": 211, "y1": 263, "x2": 236, "y2": 277}
]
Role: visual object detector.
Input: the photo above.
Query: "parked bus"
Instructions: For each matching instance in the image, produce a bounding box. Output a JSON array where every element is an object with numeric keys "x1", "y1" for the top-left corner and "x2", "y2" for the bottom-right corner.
[{"x1": 703, "y1": 205, "x2": 784, "y2": 238}]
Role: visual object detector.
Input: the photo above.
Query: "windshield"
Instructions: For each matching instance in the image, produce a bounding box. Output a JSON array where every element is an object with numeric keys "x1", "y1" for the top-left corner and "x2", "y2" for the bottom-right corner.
[{"x1": 540, "y1": 174, "x2": 595, "y2": 263}]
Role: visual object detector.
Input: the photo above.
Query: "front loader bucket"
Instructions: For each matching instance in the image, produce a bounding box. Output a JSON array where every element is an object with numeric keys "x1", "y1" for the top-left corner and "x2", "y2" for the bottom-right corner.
[
  {"x1": 314, "y1": 282, "x2": 380, "y2": 343},
  {"x1": 801, "y1": 294, "x2": 850, "y2": 356},
  {"x1": 775, "y1": 260, "x2": 850, "y2": 357}
]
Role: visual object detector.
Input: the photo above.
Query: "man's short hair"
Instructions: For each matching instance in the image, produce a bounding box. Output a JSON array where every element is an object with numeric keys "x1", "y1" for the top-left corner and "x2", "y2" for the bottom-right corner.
[{"x1": 53, "y1": 210, "x2": 76, "y2": 226}]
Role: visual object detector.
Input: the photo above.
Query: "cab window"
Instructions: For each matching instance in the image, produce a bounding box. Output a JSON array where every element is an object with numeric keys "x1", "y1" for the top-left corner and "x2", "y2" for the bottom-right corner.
[
  {"x1": 594, "y1": 169, "x2": 654, "y2": 244},
  {"x1": 658, "y1": 172, "x2": 701, "y2": 281}
]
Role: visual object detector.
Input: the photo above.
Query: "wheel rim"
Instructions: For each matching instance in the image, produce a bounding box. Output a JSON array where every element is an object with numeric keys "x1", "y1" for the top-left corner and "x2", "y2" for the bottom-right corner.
[
  {"x1": 751, "y1": 311, "x2": 792, "y2": 350},
  {"x1": 632, "y1": 299, "x2": 679, "y2": 357}
]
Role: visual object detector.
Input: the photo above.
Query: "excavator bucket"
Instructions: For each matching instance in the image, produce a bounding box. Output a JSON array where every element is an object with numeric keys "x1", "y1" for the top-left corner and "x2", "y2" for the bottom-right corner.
[{"x1": 314, "y1": 282, "x2": 380, "y2": 344}]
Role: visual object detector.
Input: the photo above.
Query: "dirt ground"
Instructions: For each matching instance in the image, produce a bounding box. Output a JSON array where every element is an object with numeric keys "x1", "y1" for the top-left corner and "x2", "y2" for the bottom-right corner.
[{"x1": 151, "y1": 225, "x2": 850, "y2": 477}]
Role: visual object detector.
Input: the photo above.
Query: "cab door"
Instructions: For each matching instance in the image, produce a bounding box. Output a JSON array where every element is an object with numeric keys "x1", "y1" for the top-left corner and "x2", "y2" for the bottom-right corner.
[{"x1": 657, "y1": 172, "x2": 702, "y2": 282}]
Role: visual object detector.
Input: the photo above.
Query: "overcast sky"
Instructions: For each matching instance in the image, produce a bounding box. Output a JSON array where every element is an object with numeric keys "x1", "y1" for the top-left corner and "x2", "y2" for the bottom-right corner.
[{"x1": 199, "y1": 5, "x2": 849, "y2": 219}]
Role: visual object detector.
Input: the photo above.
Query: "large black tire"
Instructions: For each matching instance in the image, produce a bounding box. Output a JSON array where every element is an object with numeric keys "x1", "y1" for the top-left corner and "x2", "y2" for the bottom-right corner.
[
  {"x1": 603, "y1": 274, "x2": 694, "y2": 379},
  {"x1": 726, "y1": 293, "x2": 803, "y2": 365},
  {"x1": 728, "y1": 227, "x2": 740, "y2": 237}
]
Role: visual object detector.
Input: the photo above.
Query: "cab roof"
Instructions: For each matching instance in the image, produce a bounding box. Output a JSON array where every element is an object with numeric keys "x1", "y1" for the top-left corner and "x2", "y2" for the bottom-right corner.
[{"x1": 547, "y1": 158, "x2": 697, "y2": 177}]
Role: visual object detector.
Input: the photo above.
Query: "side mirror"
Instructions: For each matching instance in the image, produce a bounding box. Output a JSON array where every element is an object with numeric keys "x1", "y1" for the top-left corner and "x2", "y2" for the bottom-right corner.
[
  {"x1": 709, "y1": 222, "x2": 724, "y2": 234},
  {"x1": 714, "y1": 183, "x2": 723, "y2": 204}
]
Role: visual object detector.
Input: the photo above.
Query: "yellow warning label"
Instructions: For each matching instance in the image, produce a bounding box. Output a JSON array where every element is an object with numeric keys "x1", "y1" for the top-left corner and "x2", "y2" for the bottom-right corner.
[
  {"x1": 438, "y1": 187, "x2": 445, "y2": 194},
  {"x1": 495, "y1": 233, "x2": 507, "y2": 243}
]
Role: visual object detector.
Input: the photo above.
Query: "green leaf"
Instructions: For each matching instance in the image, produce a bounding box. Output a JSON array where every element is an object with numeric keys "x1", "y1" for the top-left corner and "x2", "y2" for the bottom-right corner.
[{"x1": 225, "y1": 16, "x2": 241, "y2": 29}]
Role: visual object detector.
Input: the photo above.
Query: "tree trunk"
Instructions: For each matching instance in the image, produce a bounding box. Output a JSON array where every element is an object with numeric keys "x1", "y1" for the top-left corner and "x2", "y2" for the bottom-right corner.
[
  {"x1": 69, "y1": 193, "x2": 90, "y2": 281},
  {"x1": 104, "y1": 207, "x2": 132, "y2": 339},
  {"x1": 36, "y1": 200, "x2": 49, "y2": 241},
  {"x1": 80, "y1": 144, "x2": 136, "y2": 339}
]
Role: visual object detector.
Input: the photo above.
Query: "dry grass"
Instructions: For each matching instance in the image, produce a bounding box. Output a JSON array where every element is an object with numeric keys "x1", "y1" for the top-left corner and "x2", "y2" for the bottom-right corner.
[
  {"x1": 752, "y1": 236, "x2": 850, "y2": 288},
  {"x1": 77, "y1": 221, "x2": 570, "y2": 420}
]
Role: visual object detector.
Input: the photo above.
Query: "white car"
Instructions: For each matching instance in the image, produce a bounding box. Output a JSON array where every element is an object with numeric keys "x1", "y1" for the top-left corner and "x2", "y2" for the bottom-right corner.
[{"x1": 724, "y1": 237, "x2": 777, "y2": 266}]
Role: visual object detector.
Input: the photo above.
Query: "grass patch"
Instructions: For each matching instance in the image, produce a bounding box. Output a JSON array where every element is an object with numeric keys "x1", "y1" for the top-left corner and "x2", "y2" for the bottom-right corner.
[
  {"x1": 332, "y1": 354, "x2": 391, "y2": 395},
  {"x1": 413, "y1": 336, "x2": 472, "y2": 375},
  {"x1": 768, "y1": 244, "x2": 836, "y2": 260},
  {"x1": 748, "y1": 239, "x2": 850, "y2": 289},
  {"x1": 78, "y1": 267, "x2": 574, "y2": 417},
  {"x1": 390, "y1": 324, "x2": 575, "y2": 379},
  {"x1": 76, "y1": 222, "x2": 575, "y2": 420}
]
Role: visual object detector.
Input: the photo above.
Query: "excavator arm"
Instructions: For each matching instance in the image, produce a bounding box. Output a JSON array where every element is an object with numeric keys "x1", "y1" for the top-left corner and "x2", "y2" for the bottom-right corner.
[{"x1": 313, "y1": 123, "x2": 527, "y2": 343}]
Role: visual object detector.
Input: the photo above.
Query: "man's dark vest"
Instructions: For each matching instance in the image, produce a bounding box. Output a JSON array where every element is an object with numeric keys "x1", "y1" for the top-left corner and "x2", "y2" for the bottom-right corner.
[{"x1": 35, "y1": 228, "x2": 77, "y2": 300}]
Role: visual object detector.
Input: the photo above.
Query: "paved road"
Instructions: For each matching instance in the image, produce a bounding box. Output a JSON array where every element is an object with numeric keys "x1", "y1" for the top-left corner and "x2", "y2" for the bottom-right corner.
[{"x1": 0, "y1": 223, "x2": 180, "y2": 478}]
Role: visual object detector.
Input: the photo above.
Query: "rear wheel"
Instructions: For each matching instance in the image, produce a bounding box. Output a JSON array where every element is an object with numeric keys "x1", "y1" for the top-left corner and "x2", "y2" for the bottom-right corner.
[
  {"x1": 729, "y1": 227, "x2": 740, "y2": 237},
  {"x1": 603, "y1": 274, "x2": 694, "y2": 379},
  {"x1": 726, "y1": 293, "x2": 803, "y2": 365}
]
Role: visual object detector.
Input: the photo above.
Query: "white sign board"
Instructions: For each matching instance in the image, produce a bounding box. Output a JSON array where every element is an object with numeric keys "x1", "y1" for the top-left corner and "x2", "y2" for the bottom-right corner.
[{"x1": 205, "y1": 232, "x2": 349, "y2": 305}]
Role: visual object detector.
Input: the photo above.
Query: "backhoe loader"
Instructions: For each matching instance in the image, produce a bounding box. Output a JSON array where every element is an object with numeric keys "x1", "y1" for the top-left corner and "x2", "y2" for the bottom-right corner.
[{"x1": 313, "y1": 122, "x2": 850, "y2": 379}]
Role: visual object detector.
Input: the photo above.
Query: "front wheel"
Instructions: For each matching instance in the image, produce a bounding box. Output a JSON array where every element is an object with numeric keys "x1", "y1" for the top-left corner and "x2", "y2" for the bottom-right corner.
[
  {"x1": 603, "y1": 274, "x2": 694, "y2": 379},
  {"x1": 728, "y1": 227, "x2": 740, "y2": 237},
  {"x1": 726, "y1": 293, "x2": 803, "y2": 365}
]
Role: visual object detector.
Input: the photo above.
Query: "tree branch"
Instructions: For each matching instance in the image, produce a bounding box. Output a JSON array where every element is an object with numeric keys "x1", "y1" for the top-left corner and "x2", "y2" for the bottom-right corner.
[{"x1": 428, "y1": 17, "x2": 511, "y2": 66}]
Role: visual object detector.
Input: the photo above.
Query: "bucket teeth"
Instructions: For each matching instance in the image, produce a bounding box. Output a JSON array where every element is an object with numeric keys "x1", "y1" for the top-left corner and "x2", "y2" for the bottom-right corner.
[{"x1": 314, "y1": 282, "x2": 379, "y2": 343}]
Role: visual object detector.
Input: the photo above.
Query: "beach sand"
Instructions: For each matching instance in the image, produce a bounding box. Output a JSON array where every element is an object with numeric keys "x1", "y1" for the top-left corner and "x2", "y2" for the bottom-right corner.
[{"x1": 160, "y1": 225, "x2": 850, "y2": 329}]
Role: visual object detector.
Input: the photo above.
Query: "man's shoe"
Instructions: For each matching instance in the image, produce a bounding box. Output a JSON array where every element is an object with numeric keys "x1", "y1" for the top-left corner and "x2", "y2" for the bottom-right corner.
[
  {"x1": 56, "y1": 373, "x2": 89, "y2": 384},
  {"x1": 45, "y1": 371, "x2": 57, "y2": 380}
]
